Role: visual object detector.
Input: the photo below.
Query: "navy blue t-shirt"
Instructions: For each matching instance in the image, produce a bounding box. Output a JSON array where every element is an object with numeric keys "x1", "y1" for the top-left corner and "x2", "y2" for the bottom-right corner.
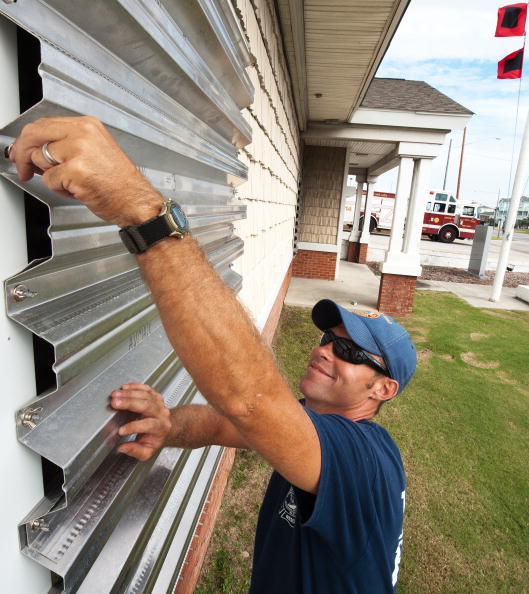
[{"x1": 250, "y1": 407, "x2": 406, "y2": 593}]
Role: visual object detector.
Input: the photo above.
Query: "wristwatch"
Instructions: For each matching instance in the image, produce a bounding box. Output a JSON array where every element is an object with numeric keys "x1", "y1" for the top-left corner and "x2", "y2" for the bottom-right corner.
[{"x1": 119, "y1": 200, "x2": 189, "y2": 254}]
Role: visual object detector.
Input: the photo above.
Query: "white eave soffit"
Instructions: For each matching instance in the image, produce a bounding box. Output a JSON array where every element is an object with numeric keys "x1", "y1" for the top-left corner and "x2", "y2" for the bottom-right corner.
[
  {"x1": 349, "y1": 107, "x2": 472, "y2": 131},
  {"x1": 276, "y1": 0, "x2": 411, "y2": 130}
]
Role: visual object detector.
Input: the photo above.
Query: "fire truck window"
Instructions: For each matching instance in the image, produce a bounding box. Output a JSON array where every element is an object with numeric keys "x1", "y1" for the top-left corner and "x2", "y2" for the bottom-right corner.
[
  {"x1": 463, "y1": 206, "x2": 475, "y2": 216},
  {"x1": 448, "y1": 204, "x2": 456, "y2": 214},
  {"x1": 435, "y1": 193, "x2": 448, "y2": 202},
  {"x1": 426, "y1": 201, "x2": 432, "y2": 211},
  {"x1": 433, "y1": 203, "x2": 446, "y2": 213},
  {"x1": 449, "y1": 196, "x2": 456, "y2": 203}
]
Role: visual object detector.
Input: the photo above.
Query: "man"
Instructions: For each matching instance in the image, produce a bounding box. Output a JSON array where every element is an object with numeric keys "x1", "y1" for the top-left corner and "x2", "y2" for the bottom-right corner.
[{"x1": 8, "y1": 117, "x2": 416, "y2": 592}]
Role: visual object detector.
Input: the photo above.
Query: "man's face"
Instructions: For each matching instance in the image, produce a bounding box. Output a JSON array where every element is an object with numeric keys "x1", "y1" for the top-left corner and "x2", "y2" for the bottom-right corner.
[{"x1": 299, "y1": 323, "x2": 382, "y2": 413}]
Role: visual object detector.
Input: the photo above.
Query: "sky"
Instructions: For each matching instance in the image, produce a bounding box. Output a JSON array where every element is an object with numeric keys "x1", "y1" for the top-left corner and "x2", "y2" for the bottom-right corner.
[{"x1": 374, "y1": 0, "x2": 529, "y2": 207}]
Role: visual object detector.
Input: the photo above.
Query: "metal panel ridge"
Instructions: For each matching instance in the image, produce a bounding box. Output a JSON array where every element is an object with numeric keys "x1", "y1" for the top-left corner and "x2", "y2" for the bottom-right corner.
[
  {"x1": 0, "y1": 42, "x2": 248, "y2": 184},
  {"x1": 0, "y1": 0, "x2": 253, "y2": 147},
  {"x1": 18, "y1": 368, "x2": 215, "y2": 593}
]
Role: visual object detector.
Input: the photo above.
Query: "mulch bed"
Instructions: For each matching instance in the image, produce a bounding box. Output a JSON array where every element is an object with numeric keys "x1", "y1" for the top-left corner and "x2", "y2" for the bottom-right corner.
[{"x1": 366, "y1": 262, "x2": 529, "y2": 289}]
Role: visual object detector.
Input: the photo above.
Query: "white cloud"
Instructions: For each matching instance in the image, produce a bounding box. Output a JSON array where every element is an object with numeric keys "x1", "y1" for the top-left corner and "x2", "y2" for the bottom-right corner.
[
  {"x1": 384, "y1": 0, "x2": 522, "y2": 62},
  {"x1": 375, "y1": 0, "x2": 529, "y2": 206}
]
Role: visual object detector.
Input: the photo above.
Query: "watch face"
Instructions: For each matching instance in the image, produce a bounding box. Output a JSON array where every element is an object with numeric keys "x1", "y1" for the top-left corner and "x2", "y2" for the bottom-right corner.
[{"x1": 169, "y1": 202, "x2": 189, "y2": 233}]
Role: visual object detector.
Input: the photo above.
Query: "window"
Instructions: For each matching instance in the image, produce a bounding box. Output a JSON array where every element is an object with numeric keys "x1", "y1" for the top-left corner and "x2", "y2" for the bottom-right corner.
[
  {"x1": 462, "y1": 206, "x2": 475, "y2": 216},
  {"x1": 435, "y1": 193, "x2": 448, "y2": 202},
  {"x1": 433, "y1": 203, "x2": 446, "y2": 213},
  {"x1": 448, "y1": 204, "x2": 456, "y2": 214},
  {"x1": 449, "y1": 196, "x2": 456, "y2": 203},
  {"x1": 426, "y1": 202, "x2": 432, "y2": 211}
]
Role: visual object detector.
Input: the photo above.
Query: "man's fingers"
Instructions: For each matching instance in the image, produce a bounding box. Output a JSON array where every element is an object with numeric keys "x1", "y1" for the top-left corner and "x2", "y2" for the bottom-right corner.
[
  {"x1": 10, "y1": 118, "x2": 72, "y2": 180},
  {"x1": 110, "y1": 393, "x2": 157, "y2": 415},
  {"x1": 118, "y1": 417, "x2": 162, "y2": 437},
  {"x1": 30, "y1": 143, "x2": 60, "y2": 172},
  {"x1": 11, "y1": 116, "x2": 104, "y2": 182},
  {"x1": 116, "y1": 441, "x2": 155, "y2": 461},
  {"x1": 121, "y1": 383, "x2": 158, "y2": 394}
]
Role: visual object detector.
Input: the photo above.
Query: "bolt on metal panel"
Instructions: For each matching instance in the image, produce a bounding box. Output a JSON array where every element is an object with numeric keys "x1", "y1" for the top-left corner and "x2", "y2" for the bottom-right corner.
[{"x1": 0, "y1": 0, "x2": 253, "y2": 590}]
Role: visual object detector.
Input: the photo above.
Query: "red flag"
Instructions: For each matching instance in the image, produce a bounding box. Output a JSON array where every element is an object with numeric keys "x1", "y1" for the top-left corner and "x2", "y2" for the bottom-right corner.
[
  {"x1": 495, "y1": 3, "x2": 527, "y2": 36},
  {"x1": 498, "y1": 48, "x2": 524, "y2": 78}
]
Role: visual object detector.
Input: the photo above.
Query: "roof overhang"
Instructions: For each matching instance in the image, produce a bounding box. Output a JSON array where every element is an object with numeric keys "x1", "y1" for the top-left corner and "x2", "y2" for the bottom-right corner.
[
  {"x1": 275, "y1": 0, "x2": 411, "y2": 130},
  {"x1": 303, "y1": 114, "x2": 474, "y2": 177},
  {"x1": 350, "y1": 107, "x2": 471, "y2": 131}
]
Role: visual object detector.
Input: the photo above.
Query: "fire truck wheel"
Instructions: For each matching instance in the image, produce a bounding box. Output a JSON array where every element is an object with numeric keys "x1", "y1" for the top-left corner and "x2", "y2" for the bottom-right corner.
[
  {"x1": 438, "y1": 226, "x2": 457, "y2": 243},
  {"x1": 359, "y1": 216, "x2": 377, "y2": 233}
]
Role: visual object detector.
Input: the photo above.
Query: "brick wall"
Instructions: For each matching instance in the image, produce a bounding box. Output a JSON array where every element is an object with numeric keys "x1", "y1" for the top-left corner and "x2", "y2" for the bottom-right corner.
[
  {"x1": 358, "y1": 243, "x2": 368, "y2": 264},
  {"x1": 377, "y1": 273, "x2": 417, "y2": 316},
  {"x1": 345, "y1": 242, "x2": 367, "y2": 264},
  {"x1": 261, "y1": 264, "x2": 292, "y2": 345},
  {"x1": 174, "y1": 448, "x2": 236, "y2": 594},
  {"x1": 346, "y1": 241, "x2": 358, "y2": 262},
  {"x1": 292, "y1": 249, "x2": 337, "y2": 280}
]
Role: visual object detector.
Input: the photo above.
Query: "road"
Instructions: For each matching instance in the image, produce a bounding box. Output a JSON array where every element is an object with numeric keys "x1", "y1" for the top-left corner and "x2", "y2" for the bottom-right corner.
[
  {"x1": 511, "y1": 232, "x2": 529, "y2": 256},
  {"x1": 363, "y1": 230, "x2": 529, "y2": 272}
]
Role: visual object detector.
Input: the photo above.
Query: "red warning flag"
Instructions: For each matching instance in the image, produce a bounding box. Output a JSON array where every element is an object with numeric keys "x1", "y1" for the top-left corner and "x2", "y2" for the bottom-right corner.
[
  {"x1": 495, "y1": 3, "x2": 527, "y2": 37},
  {"x1": 498, "y1": 48, "x2": 524, "y2": 78}
]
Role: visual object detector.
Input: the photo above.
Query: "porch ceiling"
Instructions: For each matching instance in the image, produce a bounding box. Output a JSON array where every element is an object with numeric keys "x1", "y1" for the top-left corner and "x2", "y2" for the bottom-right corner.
[
  {"x1": 302, "y1": 138, "x2": 395, "y2": 169},
  {"x1": 275, "y1": 0, "x2": 411, "y2": 129}
]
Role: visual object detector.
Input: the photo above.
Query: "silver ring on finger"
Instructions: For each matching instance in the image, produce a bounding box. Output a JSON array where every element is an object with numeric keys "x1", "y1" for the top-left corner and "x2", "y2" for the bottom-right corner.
[{"x1": 41, "y1": 142, "x2": 60, "y2": 166}]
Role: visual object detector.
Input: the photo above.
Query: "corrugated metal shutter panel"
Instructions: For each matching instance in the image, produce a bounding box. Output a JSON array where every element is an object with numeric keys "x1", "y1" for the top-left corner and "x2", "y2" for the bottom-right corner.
[{"x1": 0, "y1": 1, "x2": 253, "y2": 591}]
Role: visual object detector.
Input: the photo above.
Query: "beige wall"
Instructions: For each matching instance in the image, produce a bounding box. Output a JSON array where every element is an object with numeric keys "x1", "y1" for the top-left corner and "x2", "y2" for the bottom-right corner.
[
  {"x1": 232, "y1": 0, "x2": 301, "y2": 326},
  {"x1": 297, "y1": 146, "x2": 347, "y2": 244}
]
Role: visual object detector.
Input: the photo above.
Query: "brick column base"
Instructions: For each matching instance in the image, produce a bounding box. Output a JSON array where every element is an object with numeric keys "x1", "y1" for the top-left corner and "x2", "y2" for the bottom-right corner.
[
  {"x1": 357, "y1": 243, "x2": 368, "y2": 264},
  {"x1": 377, "y1": 273, "x2": 417, "y2": 316},
  {"x1": 292, "y1": 249, "x2": 337, "y2": 279},
  {"x1": 346, "y1": 241, "x2": 359, "y2": 262}
]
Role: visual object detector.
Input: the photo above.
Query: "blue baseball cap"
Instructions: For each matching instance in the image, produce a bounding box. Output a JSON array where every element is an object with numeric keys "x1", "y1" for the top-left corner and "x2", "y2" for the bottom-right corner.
[{"x1": 312, "y1": 299, "x2": 416, "y2": 394}]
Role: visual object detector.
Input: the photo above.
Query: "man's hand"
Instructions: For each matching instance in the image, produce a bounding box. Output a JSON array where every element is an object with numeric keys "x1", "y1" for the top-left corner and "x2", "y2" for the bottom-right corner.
[
  {"x1": 110, "y1": 383, "x2": 171, "y2": 461},
  {"x1": 8, "y1": 116, "x2": 163, "y2": 227}
]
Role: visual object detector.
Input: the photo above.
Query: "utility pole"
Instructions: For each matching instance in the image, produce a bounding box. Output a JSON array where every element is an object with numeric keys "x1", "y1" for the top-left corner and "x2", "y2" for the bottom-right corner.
[
  {"x1": 456, "y1": 127, "x2": 467, "y2": 199},
  {"x1": 442, "y1": 138, "x2": 452, "y2": 190},
  {"x1": 495, "y1": 188, "x2": 501, "y2": 236}
]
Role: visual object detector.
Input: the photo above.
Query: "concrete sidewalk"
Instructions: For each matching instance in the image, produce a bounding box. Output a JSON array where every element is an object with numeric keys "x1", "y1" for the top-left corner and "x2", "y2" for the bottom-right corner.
[
  {"x1": 285, "y1": 261, "x2": 529, "y2": 312},
  {"x1": 417, "y1": 279, "x2": 529, "y2": 310}
]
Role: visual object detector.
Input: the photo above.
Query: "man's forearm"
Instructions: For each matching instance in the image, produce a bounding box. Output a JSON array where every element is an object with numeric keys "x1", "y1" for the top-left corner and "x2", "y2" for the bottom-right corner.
[
  {"x1": 137, "y1": 233, "x2": 292, "y2": 422},
  {"x1": 166, "y1": 404, "x2": 247, "y2": 449}
]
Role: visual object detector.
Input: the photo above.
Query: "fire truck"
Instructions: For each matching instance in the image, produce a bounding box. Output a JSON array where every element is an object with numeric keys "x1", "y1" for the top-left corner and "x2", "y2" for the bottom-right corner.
[
  {"x1": 347, "y1": 189, "x2": 481, "y2": 243},
  {"x1": 422, "y1": 190, "x2": 481, "y2": 242}
]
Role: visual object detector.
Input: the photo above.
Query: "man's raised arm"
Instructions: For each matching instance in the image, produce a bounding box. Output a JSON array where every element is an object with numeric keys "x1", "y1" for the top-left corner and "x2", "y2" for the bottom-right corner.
[{"x1": 9, "y1": 117, "x2": 322, "y2": 494}]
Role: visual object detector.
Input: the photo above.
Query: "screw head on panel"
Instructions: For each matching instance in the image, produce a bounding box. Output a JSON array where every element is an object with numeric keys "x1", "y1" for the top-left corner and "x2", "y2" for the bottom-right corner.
[{"x1": 12, "y1": 285, "x2": 38, "y2": 302}]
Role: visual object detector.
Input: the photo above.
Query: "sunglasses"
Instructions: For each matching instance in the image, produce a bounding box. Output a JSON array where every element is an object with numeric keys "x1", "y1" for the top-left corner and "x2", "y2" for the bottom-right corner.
[{"x1": 320, "y1": 331, "x2": 389, "y2": 376}]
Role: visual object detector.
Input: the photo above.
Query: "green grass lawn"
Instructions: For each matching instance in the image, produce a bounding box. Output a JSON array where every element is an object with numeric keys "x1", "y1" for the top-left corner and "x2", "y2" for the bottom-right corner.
[{"x1": 197, "y1": 292, "x2": 529, "y2": 593}]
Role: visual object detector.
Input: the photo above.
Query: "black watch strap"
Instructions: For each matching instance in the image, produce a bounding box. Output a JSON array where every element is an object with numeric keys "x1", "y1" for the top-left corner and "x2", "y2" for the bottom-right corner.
[
  {"x1": 119, "y1": 215, "x2": 175, "y2": 254},
  {"x1": 119, "y1": 200, "x2": 189, "y2": 254}
]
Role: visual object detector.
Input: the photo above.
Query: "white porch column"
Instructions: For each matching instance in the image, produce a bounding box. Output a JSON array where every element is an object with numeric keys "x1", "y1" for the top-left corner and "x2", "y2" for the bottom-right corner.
[
  {"x1": 349, "y1": 175, "x2": 366, "y2": 242},
  {"x1": 359, "y1": 175, "x2": 378, "y2": 244},
  {"x1": 382, "y1": 157, "x2": 414, "y2": 272},
  {"x1": 403, "y1": 158, "x2": 432, "y2": 269},
  {"x1": 382, "y1": 156, "x2": 434, "y2": 277}
]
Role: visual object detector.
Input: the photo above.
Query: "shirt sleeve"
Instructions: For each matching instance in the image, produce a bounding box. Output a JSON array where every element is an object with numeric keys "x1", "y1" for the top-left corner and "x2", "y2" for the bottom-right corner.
[{"x1": 296, "y1": 408, "x2": 378, "y2": 563}]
